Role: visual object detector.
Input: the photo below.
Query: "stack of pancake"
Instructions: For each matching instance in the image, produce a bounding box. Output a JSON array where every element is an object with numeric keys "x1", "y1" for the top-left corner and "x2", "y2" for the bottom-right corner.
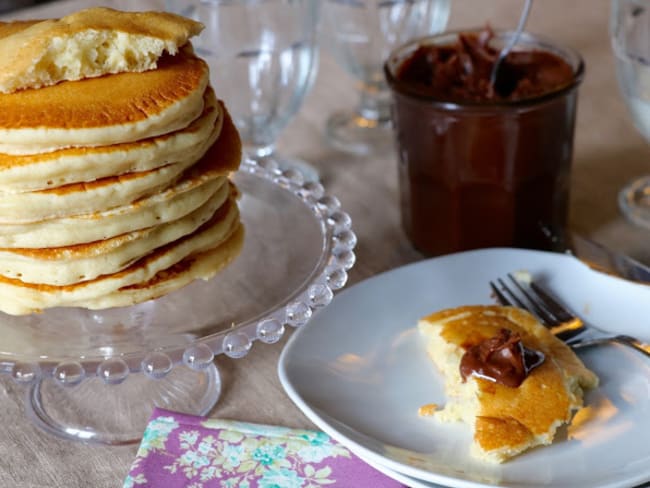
[{"x1": 0, "y1": 8, "x2": 244, "y2": 315}]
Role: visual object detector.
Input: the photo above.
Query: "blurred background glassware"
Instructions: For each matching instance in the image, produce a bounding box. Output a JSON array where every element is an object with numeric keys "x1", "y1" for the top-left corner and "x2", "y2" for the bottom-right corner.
[
  {"x1": 320, "y1": 0, "x2": 450, "y2": 156},
  {"x1": 166, "y1": 0, "x2": 320, "y2": 181},
  {"x1": 611, "y1": 0, "x2": 650, "y2": 229}
]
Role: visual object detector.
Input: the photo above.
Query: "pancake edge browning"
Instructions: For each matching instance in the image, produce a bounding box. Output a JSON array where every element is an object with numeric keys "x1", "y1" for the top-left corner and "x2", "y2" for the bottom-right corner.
[
  {"x1": 0, "y1": 182, "x2": 231, "y2": 285},
  {"x1": 0, "y1": 87, "x2": 222, "y2": 193},
  {"x1": 0, "y1": 102, "x2": 243, "y2": 314},
  {"x1": 0, "y1": 193, "x2": 241, "y2": 314},
  {"x1": 0, "y1": 175, "x2": 227, "y2": 248},
  {"x1": 71, "y1": 224, "x2": 244, "y2": 310},
  {"x1": 0, "y1": 48, "x2": 208, "y2": 155},
  {"x1": 0, "y1": 100, "x2": 240, "y2": 222}
]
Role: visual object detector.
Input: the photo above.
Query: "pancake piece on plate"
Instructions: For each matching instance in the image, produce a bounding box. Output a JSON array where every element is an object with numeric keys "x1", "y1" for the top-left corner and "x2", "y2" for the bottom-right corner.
[
  {"x1": 418, "y1": 305, "x2": 598, "y2": 463},
  {"x1": 0, "y1": 8, "x2": 244, "y2": 315}
]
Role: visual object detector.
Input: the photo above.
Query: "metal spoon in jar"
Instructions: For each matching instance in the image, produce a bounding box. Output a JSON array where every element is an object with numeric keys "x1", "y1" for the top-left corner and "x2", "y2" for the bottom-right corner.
[{"x1": 490, "y1": 0, "x2": 534, "y2": 94}]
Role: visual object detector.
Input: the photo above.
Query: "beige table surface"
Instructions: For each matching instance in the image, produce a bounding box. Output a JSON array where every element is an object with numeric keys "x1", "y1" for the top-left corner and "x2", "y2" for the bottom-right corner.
[{"x1": 0, "y1": 0, "x2": 649, "y2": 487}]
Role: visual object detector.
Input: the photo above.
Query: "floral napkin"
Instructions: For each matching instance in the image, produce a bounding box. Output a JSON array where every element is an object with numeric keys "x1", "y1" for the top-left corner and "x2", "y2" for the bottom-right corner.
[{"x1": 124, "y1": 408, "x2": 407, "y2": 488}]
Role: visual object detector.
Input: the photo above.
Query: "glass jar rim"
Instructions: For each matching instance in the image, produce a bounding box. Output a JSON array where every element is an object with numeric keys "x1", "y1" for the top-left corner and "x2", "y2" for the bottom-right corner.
[{"x1": 384, "y1": 28, "x2": 585, "y2": 111}]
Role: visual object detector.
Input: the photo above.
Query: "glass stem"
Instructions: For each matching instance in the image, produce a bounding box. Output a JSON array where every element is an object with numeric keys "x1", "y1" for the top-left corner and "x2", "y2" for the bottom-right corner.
[{"x1": 357, "y1": 87, "x2": 392, "y2": 125}]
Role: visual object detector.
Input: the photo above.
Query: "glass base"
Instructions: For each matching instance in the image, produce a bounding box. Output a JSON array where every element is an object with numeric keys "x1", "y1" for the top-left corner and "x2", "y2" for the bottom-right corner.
[
  {"x1": 326, "y1": 111, "x2": 394, "y2": 156},
  {"x1": 618, "y1": 175, "x2": 650, "y2": 230},
  {"x1": 26, "y1": 364, "x2": 221, "y2": 445}
]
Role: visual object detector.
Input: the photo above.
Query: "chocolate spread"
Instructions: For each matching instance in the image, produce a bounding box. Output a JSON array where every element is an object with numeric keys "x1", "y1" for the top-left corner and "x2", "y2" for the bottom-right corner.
[
  {"x1": 459, "y1": 328, "x2": 545, "y2": 387},
  {"x1": 385, "y1": 30, "x2": 583, "y2": 256},
  {"x1": 394, "y1": 30, "x2": 575, "y2": 101}
]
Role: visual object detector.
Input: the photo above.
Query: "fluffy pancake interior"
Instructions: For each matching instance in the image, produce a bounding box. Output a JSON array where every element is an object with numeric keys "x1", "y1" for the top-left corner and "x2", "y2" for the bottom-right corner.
[
  {"x1": 0, "y1": 8, "x2": 203, "y2": 93},
  {"x1": 418, "y1": 305, "x2": 598, "y2": 463}
]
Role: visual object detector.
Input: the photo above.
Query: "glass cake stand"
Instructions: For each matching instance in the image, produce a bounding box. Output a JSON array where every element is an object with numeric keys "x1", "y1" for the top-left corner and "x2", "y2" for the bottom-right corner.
[{"x1": 0, "y1": 158, "x2": 356, "y2": 445}]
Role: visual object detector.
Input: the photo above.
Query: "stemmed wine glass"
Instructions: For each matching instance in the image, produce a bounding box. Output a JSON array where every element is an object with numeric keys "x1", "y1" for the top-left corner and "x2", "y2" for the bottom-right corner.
[
  {"x1": 611, "y1": 0, "x2": 650, "y2": 229},
  {"x1": 320, "y1": 0, "x2": 450, "y2": 156},
  {"x1": 166, "y1": 0, "x2": 320, "y2": 181}
]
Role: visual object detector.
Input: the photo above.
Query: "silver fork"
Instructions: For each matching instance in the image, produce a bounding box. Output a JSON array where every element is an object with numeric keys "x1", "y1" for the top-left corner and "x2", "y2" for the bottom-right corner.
[{"x1": 490, "y1": 273, "x2": 650, "y2": 359}]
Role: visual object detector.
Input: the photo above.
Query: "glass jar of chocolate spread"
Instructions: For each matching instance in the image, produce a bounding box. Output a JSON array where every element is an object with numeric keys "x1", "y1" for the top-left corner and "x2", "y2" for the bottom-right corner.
[{"x1": 384, "y1": 29, "x2": 584, "y2": 256}]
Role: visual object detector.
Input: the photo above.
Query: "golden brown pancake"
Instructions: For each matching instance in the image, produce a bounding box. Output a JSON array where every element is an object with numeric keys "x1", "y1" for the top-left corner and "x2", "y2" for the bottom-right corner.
[
  {"x1": 0, "y1": 177, "x2": 228, "y2": 248},
  {"x1": 0, "y1": 185, "x2": 230, "y2": 285},
  {"x1": 0, "y1": 20, "x2": 39, "y2": 38},
  {"x1": 0, "y1": 103, "x2": 243, "y2": 314},
  {"x1": 418, "y1": 305, "x2": 598, "y2": 463},
  {"x1": 0, "y1": 87, "x2": 222, "y2": 193},
  {"x1": 75, "y1": 224, "x2": 244, "y2": 310},
  {"x1": 0, "y1": 193, "x2": 242, "y2": 315},
  {"x1": 0, "y1": 103, "x2": 241, "y2": 223},
  {"x1": 0, "y1": 8, "x2": 203, "y2": 93},
  {"x1": 0, "y1": 47, "x2": 208, "y2": 154}
]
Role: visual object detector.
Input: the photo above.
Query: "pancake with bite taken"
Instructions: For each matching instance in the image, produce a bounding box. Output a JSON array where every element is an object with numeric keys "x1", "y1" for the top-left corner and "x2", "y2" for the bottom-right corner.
[{"x1": 418, "y1": 305, "x2": 598, "y2": 463}]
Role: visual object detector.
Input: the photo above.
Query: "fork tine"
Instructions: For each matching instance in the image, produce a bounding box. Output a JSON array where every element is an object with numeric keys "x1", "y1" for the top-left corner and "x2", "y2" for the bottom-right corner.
[
  {"x1": 492, "y1": 274, "x2": 650, "y2": 358},
  {"x1": 492, "y1": 274, "x2": 556, "y2": 327},
  {"x1": 489, "y1": 281, "x2": 513, "y2": 306},
  {"x1": 522, "y1": 280, "x2": 585, "y2": 341},
  {"x1": 496, "y1": 278, "x2": 528, "y2": 308},
  {"x1": 505, "y1": 274, "x2": 559, "y2": 326},
  {"x1": 529, "y1": 282, "x2": 576, "y2": 323},
  {"x1": 492, "y1": 274, "x2": 585, "y2": 341}
]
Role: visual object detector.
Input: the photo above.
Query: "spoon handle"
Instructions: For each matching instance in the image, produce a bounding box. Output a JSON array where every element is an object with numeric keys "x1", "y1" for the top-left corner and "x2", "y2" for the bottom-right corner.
[{"x1": 490, "y1": 0, "x2": 534, "y2": 87}]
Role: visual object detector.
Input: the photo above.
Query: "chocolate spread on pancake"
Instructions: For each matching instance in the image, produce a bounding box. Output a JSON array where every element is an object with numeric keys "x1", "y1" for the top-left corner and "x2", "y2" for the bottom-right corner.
[
  {"x1": 386, "y1": 29, "x2": 581, "y2": 255},
  {"x1": 459, "y1": 328, "x2": 545, "y2": 387}
]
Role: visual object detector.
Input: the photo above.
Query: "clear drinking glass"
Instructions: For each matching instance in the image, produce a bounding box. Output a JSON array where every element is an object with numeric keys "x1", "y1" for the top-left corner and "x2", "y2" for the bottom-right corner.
[
  {"x1": 611, "y1": 0, "x2": 650, "y2": 229},
  {"x1": 166, "y1": 0, "x2": 320, "y2": 181},
  {"x1": 321, "y1": 0, "x2": 450, "y2": 156}
]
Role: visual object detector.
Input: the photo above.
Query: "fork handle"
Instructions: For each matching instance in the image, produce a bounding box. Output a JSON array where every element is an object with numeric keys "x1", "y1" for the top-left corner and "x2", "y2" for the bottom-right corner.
[
  {"x1": 617, "y1": 335, "x2": 650, "y2": 358},
  {"x1": 569, "y1": 335, "x2": 650, "y2": 358}
]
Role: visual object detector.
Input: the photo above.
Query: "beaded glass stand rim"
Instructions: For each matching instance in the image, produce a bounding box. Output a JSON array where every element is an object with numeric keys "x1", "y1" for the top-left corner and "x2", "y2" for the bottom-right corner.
[{"x1": 3, "y1": 157, "x2": 357, "y2": 388}]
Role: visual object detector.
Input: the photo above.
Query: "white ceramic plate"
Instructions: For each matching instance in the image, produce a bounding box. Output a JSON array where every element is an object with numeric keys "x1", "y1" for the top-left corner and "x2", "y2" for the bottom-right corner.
[
  {"x1": 361, "y1": 452, "x2": 446, "y2": 488},
  {"x1": 278, "y1": 248, "x2": 650, "y2": 488}
]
